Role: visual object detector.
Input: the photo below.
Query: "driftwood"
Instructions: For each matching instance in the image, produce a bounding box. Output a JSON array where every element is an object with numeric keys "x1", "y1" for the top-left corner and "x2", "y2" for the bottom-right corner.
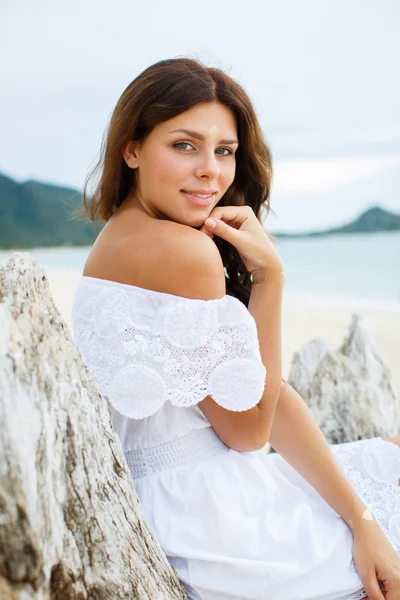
[
  {"x1": 288, "y1": 314, "x2": 399, "y2": 443},
  {"x1": 0, "y1": 253, "x2": 189, "y2": 599}
]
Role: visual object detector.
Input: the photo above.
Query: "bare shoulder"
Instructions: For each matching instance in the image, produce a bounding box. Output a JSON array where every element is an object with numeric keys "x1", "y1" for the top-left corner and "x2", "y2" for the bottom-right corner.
[
  {"x1": 86, "y1": 218, "x2": 226, "y2": 300},
  {"x1": 142, "y1": 221, "x2": 226, "y2": 300}
]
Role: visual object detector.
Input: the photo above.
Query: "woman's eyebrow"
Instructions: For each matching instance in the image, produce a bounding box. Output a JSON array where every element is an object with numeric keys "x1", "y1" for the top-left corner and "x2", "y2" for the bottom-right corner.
[{"x1": 169, "y1": 128, "x2": 239, "y2": 145}]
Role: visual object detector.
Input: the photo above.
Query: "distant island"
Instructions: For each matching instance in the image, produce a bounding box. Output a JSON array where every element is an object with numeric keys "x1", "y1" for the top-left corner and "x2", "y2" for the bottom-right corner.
[
  {"x1": 271, "y1": 206, "x2": 400, "y2": 238},
  {"x1": 0, "y1": 171, "x2": 399, "y2": 249}
]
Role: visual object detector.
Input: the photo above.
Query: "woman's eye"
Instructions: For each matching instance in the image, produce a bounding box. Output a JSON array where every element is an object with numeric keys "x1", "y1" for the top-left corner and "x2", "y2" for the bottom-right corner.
[
  {"x1": 216, "y1": 147, "x2": 234, "y2": 156},
  {"x1": 173, "y1": 142, "x2": 233, "y2": 156},
  {"x1": 173, "y1": 142, "x2": 194, "y2": 151}
]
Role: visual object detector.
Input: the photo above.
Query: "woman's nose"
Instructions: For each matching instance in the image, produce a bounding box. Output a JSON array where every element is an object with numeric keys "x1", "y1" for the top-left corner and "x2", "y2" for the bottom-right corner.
[{"x1": 195, "y1": 152, "x2": 220, "y2": 179}]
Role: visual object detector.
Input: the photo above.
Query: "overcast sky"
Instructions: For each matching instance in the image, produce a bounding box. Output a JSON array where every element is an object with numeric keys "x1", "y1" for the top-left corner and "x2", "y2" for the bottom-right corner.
[{"x1": 1, "y1": 0, "x2": 399, "y2": 231}]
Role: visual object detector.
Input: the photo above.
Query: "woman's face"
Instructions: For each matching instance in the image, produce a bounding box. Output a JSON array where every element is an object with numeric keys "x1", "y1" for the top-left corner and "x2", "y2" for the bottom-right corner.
[{"x1": 123, "y1": 101, "x2": 238, "y2": 226}]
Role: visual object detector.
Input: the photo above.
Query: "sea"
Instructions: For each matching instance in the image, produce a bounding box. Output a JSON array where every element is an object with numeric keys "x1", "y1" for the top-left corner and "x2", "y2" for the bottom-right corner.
[{"x1": 1, "y1": 230, "x2": 399, "y2": 311}]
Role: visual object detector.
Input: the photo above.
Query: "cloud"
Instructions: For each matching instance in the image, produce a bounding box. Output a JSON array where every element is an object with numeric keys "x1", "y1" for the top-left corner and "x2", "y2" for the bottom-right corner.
[{"x1": 273, "y1": 155, "x2": 400, "y2": 194}]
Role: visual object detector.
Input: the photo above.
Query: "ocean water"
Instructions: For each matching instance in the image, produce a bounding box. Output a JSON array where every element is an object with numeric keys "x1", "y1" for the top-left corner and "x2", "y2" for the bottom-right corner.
[
  {"x1": 274, "y1": 230, "x2": 400, "y2": 310},
  {"x1": 1, "y1": 231, "x2": 399, "y2": 310}
]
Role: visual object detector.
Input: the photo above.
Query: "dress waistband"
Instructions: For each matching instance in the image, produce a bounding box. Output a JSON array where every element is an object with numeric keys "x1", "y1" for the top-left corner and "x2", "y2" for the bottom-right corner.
[{"x1": 124, "y1": 426, "x2": 230, "y2": 479}]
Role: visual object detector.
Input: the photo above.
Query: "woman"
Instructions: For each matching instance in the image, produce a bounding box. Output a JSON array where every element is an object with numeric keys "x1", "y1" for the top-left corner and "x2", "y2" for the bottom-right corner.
[{"x1": 71, "y1": 57, "x2": 400, "y2": 599}]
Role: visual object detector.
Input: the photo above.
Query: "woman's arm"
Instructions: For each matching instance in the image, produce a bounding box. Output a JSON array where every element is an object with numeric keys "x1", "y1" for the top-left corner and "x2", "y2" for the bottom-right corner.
[
  {"x1": 199, "y1": 267, "x2": 284, "y2": 453},
  {"x1": 268, "y1": 380, "x2": 371, "y2": 534},
  {"x1": 247, "y1": 269, "x2": 285, "y2": 442},
  {"x1": 199, "y1": 207, "x2": 286, "y2": 452}
]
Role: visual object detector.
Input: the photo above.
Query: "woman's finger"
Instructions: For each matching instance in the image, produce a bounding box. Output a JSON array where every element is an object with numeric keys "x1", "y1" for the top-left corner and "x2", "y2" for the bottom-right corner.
[
  {"x1": 386, "y1": 578, "x2": 400, "y2": 600},
  {"x1": 208, "y1": 204, "x2": 254, "y2": 228},
  {"x1": 362, "y1": 575, "x2": 385, "y2": 600},
  {"x1": 198, "y1": 223, "x2": 213, "y2": 239},
  {"x1": 204, "y1": 217, "x2": 243, "y2": 246}
]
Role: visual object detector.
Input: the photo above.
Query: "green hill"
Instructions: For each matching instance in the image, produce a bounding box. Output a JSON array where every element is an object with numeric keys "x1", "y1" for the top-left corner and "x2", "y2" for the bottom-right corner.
[
  {"x1": 0, "y1": 173, "x2": 101, "y2": 249},
  {"x1": 272, "y1": 206, "x2": 400, "y2": 238}
]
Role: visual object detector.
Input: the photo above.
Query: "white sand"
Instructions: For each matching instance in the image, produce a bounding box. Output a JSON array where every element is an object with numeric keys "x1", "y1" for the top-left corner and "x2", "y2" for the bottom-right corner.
[{"x1": 44, "y1": 267, "x2": 400, "y2": 398}]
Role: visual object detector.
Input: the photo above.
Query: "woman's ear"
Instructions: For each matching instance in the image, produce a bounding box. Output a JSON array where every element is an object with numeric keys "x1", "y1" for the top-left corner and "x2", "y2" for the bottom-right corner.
[{"x1": 123, "y1": 141, "x2": 140, "y2": 169}]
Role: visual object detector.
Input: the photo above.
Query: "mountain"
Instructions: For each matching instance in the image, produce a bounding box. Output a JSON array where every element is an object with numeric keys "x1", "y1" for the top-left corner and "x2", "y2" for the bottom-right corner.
[
  {"x1": 271, "y1": 206, "x2": 400, "y2": 238},
  {"x1": 0, "y1": 173, "x2": 101, "y2": 249},
  {"x1": 0, "y1": 172, "x2": 399, "y2": 248}
]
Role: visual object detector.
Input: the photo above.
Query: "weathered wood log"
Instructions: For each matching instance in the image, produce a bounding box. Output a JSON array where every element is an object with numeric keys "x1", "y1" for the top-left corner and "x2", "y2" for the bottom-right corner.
[
  {"x1": 0, "y1": 253, "x2": 189, "y2": 599},
  {"x1": 288, "y1": 314, "x2": 399, "y2": 444}
]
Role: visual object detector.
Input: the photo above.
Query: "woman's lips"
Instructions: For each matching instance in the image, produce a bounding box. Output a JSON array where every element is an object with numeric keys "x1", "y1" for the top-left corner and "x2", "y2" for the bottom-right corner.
[{"x1": 181, "y1": 191, "x2": 215, "y2": 207}]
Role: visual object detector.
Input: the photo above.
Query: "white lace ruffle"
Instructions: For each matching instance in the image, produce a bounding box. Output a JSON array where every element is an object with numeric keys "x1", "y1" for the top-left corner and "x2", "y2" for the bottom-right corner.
[
  {"x1": 331, "y1": 437, "x2": 400, "y2": 555},
  {"x1": 72, "y1": 277, "x2": 266, "y2": 419}
]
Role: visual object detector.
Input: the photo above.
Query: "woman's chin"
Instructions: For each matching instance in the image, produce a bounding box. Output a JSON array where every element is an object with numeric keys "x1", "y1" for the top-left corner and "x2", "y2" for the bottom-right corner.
[
  {"x1": 193, "y1": 217, "x2": 211, "y2": 229},
  {"x1": 179, "y1": 212, "x2": 210, "y2": 229}
]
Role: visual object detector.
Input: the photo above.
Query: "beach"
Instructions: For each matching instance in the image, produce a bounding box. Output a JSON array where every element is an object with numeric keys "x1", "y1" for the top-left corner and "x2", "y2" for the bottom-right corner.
[{"x1": 43, "y1": 266, "x2": 400, "y2": 398}]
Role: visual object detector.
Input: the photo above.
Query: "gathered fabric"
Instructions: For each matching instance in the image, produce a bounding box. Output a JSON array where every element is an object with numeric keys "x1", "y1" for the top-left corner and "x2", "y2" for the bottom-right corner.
[
  {"x1": 72, "y1": 275, "x2": 400, "y2": 600},
  {"x1": 124, "y1": 426, "x2": 230, "y2": 479}
]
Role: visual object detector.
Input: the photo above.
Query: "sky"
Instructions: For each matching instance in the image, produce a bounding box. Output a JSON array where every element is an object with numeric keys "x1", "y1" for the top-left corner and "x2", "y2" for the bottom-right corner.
[{"x1": 1, "y1": 0, "x2": 400, "y2": 232}]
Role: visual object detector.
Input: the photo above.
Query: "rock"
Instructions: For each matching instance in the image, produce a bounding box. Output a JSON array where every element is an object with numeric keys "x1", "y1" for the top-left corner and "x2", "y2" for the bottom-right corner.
[
  {"x1": 0, "y1": 252, "x2": 189, "y2": 599},
  {"x1": 288, "y1": 314, "x2": 399, "y2": 444}
]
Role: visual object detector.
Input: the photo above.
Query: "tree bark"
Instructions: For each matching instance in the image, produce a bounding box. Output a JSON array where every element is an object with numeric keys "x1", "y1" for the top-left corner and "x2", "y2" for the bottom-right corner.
[{"x1": 0, "y1": 253, "x2": 189, "y2": 600}]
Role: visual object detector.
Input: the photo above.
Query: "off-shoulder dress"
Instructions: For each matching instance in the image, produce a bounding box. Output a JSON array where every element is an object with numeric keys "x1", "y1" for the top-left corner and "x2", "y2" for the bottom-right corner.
[{"x1": 71, "y1": 275, "x2": 400, "y2": 600}]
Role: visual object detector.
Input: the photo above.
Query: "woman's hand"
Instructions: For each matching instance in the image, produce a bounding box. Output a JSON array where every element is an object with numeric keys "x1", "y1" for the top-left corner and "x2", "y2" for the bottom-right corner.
[
  {"x1": 352, "y1": 522, "x2": 400, "y2": 599},
  {"x1": 199, "y1": 205, "x2": 283, "y2": 277}
]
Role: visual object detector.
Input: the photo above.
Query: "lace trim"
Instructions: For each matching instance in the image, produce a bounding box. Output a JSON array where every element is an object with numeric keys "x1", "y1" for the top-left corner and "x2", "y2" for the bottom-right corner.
[
  {"x1": 72, "y1": 278, "x2": 266, "y2": 419},
  {"x1": 349, "y1": 592, "x2": 368, "y2": 600},
  {"x1": 331, "y1": 438, "x2": 400, "y2": 551}
]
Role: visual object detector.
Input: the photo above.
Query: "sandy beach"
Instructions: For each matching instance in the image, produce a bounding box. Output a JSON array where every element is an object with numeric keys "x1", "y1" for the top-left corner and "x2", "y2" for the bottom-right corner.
[{"x1": 43, "y1": 266, "x2": 400, "y2": 398}]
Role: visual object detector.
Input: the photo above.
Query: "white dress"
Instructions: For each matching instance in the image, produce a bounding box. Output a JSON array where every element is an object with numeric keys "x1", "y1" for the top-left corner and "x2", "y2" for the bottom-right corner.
[{"x1": 71, "y1": 275, "x2": 400, "y2": 600}]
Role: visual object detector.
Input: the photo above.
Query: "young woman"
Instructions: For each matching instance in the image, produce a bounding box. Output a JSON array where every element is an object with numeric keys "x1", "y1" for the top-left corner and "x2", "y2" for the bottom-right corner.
[{"x1": 71, "y1": 58, "x2": 400, "y2": 600}]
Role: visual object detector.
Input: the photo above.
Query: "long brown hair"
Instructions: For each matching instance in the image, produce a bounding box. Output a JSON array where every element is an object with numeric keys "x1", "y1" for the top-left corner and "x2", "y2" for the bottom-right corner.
[{"x1": 81, "y1": 57, "x2": 273, "y2": 307}]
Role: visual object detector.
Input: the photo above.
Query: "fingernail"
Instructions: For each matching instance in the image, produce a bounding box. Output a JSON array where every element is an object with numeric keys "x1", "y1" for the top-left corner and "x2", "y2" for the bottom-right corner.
[{"x1": 207, "y1": 218, "x2": 217, "y2": 229}]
